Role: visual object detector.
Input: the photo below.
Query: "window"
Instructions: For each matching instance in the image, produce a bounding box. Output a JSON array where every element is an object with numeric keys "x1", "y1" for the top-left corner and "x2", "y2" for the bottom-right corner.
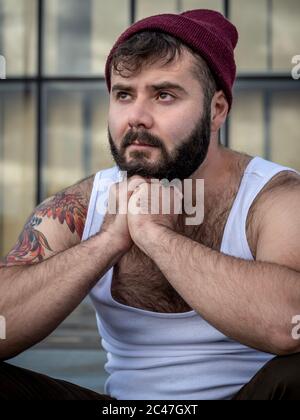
[
  {"x1": 229, "y1": 0, "x2": 300, "y2": 171},
  {"x1": 43, "y1": 82, "x2": 112, "y2": 197},
  {"x1": 0, "y1": 0, "x2": 130, "y2": 255},
  {"x1": 44, "y1": 0, "x2": 129, "y2": 76},
  {"x1": 0, "y1": 0, "x2": 37, "y2": 76},
  {"x1": 0, "y1": 0, "x2": 299, "y2": 255},
  {"x1": 0, "y1": 84, "x2": 36, "y2": 254}
]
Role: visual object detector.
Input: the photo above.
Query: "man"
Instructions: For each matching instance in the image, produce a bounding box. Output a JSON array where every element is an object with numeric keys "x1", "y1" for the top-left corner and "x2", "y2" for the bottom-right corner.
[{"x1": 0, "y1": 9, "x2": 300, "y2": 400}]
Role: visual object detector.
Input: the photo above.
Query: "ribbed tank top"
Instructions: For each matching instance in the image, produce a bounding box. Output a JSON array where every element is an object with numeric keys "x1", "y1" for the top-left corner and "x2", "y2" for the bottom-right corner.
[{"x1": 82, "y1": 156, "x2": 298, "y2": 400}]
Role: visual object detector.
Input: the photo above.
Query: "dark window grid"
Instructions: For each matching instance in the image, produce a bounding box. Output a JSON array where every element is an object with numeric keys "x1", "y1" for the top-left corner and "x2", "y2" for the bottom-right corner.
[
  {"x1": 234, "y1": 76, "x2": 300, "y2": 161},
  {"x1": 1, "y1": 0, "x2": 135, "y2": 205},
  {"x1": 1, "y1": 0, "x2": 298, "y2": 205}
]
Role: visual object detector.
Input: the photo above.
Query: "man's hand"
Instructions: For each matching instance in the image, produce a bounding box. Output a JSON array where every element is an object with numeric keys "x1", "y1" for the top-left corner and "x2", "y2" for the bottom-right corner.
[
  {"x1": 127, "y1": 178, "x2": 183, "y2": 248},
  {"x1": 101, "y1": 176, "x2": 152, "y2": 254}
]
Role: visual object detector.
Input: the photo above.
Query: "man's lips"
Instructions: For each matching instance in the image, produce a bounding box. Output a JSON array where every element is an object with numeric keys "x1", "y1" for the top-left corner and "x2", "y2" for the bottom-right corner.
[{"x1": 129, "y1": 141, "x2": 158, "y2": 148}]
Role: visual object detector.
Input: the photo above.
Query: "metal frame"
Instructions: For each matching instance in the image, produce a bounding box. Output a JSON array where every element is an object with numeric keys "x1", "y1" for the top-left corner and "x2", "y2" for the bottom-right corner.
[
  {"x1": 2, "y1": 0, "x2": 298, "y2": 205},
  {"x1": 36, "y1": 0, "x2": 44, "y2": 203}
]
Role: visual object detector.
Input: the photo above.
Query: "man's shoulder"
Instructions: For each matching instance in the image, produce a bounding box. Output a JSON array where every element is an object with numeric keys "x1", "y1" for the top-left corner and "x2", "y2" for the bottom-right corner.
[
  {"x1": 253, "y1": 167, "x2": 300, "y2": 206},
  {"x1": 48, "y1": 165, "x2": 119, "y2": 238},
  {"x1": 37, "y1": 173, "x2": 97, "y2": 245},
  {"x1": 63, "y1": 173, "x2": 96, "y2": 206},
  {"x1": 246, "y1": 165, "x2": 300, "y2": 258},
  {"x1": 62, "y1": 165, "x2": 119, "y2": 204},
  {"x1": 251, "y1": 167, "x2": 300, "y2": 269},
  {"x1": 0, "y1": 173, "x2": 99, "y2": 267}
]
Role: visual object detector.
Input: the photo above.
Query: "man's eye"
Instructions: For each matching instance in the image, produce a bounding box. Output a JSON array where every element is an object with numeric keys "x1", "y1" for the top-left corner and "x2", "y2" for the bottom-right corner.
[
  {"x1": 116, "y1": 92, "x2": 130, "y2": 100},
  {"x1": 158, "y1": 92, "x2": 175, "y2": 101}
]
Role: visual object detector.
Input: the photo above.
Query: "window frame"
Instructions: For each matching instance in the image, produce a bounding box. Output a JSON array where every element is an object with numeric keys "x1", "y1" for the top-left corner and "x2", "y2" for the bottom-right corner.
[{"x1": 1, "y1": 0, "x2": 299, "y2": 205}]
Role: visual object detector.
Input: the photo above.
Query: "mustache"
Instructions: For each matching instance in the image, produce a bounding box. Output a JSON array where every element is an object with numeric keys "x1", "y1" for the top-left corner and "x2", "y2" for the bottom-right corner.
[{"x1": 122, "y1": 130, "x2": 162, "y2": 149}]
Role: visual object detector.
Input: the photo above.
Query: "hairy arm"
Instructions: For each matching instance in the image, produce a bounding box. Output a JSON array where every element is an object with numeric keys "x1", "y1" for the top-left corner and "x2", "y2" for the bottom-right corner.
[
  {"x1": 0, "y1": 176, "x2": 124, "y2": 360},
  {"x1": 134, "y1": 174, "x2": 300, "y2": 356}
]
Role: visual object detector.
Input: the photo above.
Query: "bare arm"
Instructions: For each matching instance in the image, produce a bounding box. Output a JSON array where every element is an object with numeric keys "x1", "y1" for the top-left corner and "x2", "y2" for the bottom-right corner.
[
  {"x1": 137, "y1": 226, "x2": 300, "y2": 355},
  {"x1": 131, "y1": 174, "x2": 300, "y2": 356},
  {"x1": 0, "y1": 177, "x2": 125, "y2": 360}
]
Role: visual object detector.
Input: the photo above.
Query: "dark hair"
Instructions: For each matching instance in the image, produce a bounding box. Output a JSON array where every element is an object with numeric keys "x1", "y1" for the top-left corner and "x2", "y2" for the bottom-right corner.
[{"x1": 110, "y1": 31, "x2": 217, "y2": 107}]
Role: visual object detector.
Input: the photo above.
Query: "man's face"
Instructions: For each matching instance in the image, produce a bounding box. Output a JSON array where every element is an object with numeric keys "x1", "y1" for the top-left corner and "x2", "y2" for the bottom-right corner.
[{"x1": 108, "y1": 49, "x2": 211, "y2": 181}]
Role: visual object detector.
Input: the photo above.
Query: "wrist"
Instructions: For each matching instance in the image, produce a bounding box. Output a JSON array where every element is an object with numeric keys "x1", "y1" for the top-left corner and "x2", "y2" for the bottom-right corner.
[
  {"x1": 133, "y1": 223, "x2": 170, "y2": 254},
  {"x1": 91, "y1": 231, "x2": 129, "y2": 262}
]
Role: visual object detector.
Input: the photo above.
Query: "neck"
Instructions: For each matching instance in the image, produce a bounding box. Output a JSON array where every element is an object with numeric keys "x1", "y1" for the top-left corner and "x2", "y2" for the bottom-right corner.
[
  {"x1": 180, "y1": 140, "x2": 253, "y2": 227},
  {"x1": 184, "y1": 139, "x2": 232, "y2": 198}
]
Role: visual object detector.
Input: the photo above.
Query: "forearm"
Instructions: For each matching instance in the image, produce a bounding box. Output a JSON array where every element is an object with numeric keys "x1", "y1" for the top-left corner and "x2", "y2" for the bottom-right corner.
[
  {"x1": 0, "y1": 232, "x2": 123, "y2": 360},
  {"x1": 137, "y1": 225, "x2": 300, "y2": 355}
]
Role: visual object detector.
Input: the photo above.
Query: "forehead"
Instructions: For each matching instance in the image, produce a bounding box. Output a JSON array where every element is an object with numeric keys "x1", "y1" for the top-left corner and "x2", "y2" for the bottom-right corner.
[{"x1": 110, "y1": 48, "x2": 198, "y2": 86}]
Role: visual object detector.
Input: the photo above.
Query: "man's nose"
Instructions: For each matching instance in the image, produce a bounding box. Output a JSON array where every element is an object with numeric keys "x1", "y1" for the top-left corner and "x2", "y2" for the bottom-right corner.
[{"x1": 127, "y1": 99, "x2": 154, "y2": 130}]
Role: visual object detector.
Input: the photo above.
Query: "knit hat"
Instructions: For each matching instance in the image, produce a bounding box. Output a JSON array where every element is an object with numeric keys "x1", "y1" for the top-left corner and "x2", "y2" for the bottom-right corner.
[{"x1": 105, "y1": 9, "x2": 238, "y2": 110}]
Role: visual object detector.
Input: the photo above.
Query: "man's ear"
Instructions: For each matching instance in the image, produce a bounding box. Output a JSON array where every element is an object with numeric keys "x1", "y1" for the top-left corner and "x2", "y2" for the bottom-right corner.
[{"x1": 210, "y1": 91, "x2": 229, "y2": 133}]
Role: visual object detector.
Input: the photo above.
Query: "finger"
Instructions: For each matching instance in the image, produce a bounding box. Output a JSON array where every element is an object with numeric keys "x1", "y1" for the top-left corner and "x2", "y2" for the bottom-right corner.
[{"x1": 127, "y1": 177, "x2": 149, "y2": 194}]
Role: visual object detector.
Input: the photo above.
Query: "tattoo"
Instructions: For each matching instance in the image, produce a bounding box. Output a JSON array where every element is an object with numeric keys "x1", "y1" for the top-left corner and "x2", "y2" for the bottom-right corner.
[
  {"x1": 2, "y1": 216, "x2": 52, "y2": 265},
  {"x1": 1, "y1": 191, "x2": 87, "y2": 266},
  {"x1": 0, "y1": 259, "x2": 7, "y2": 268},
  {"x1": 35, "y1": 191, "x2": 87, "y2": 238}
]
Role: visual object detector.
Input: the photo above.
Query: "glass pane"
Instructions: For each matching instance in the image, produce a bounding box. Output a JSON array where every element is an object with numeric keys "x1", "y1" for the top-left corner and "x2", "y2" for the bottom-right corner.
[
  {"x1": 231, "y1": 0, "x2": 300, "y2": 73},
  {"x1": 229, "y1": 88, "x2": 300, "y2": 172},
  {"x1": 44, "y1": 0, "x2": 130, "y2": 76},
  {"x1": 137, "y1": 0, "x2": 223, "y2": 20},
  {"x1": 136, "y1": 0, "x2": 178, "y2": 20},
  {"x1": 0, "y1": 83, "x2": 36, "y2": 256},
  {"x1": 270, "y1": 92, "x2": 300, "y2": 171},
  {"x1": 42, "y1": 82, "x2": 114, "y2": 198},
  {"x1": 230, "y1": 0, "x2": 269, "y2": 72},
  {"x1": 181, "y1": 0, "x2": 223, "y2": 13},
  {"x1": 0, "y1": 0, "x2": 37, "y2": 77},
  {"x1": 229, "y1": 90, "x2": 265, "y2": 157},
  {"x1": 272, "y1": 0, "x2": 300, "y2": 71}
]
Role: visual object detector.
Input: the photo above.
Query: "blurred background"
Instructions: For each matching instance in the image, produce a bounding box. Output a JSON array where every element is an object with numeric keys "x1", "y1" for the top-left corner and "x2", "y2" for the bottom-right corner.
[{"x1": 0, "y1": 0, "x2": 299, "y2": 394}]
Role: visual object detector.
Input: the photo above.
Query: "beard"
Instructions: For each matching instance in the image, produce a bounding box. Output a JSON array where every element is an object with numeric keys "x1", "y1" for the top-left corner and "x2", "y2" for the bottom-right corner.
[{"x1": 108, "y1": 107, "x2": 211, "y2": 181}]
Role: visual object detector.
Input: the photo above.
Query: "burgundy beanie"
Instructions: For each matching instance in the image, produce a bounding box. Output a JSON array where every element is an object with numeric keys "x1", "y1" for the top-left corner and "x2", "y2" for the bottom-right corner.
[{"x1": 105, "y1": 9, "x2": 238, "y2": 110}]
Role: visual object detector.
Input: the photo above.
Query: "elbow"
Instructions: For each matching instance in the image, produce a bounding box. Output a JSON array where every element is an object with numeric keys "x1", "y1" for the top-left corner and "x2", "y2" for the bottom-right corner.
[
  {"x1": 277, "y1": 341, "x2": 300, "y2": 357},
  {"x1": 270, "y1": 331, "x2": 300, "y2": 356},
  {"x1": 266, "y1": 303, "x2": 300, "y2": 356},
  {"x1": 273, "y1": 345, "x2": 300, "y2": 357},
  {"x1": 0, "y1": 345, "x2": 24, "y2": 362}
]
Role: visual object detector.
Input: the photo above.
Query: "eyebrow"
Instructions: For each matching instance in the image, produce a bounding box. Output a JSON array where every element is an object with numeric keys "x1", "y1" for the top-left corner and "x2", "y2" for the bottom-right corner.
[{"x1": 111, "y1": 82, "x2": 188, "y2": 96}]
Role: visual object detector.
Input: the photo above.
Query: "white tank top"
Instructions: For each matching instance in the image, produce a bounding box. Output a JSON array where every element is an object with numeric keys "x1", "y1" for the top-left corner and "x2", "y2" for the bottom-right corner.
[{"x1": 82, "y1": 156, "x2": 298, "y2": 400}]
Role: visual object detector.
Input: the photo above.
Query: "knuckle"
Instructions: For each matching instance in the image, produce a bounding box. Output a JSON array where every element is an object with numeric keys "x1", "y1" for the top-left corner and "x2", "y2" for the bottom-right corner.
[{"x1": 128, "y1": 177, "x2": 147, "y2": 192}]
